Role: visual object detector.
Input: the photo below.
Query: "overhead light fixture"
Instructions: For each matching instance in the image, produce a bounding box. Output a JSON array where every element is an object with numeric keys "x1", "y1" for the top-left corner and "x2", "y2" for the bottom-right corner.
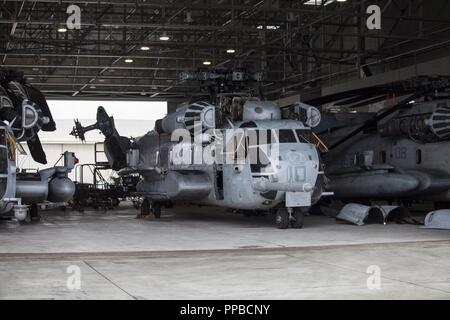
[
  {"x1": 32, "y1": 67, "x2": 39, "y2": 71},
  {"x1": 159, "y1": 32, "x2": 170, "y2": 41},
  {"x1": 203, "y1": 61, "x2": 212, "y2": 66},
  {"x1": 57, "y1": 27, "x2": 67, "y2": 33},
  {"x1": 140, "y1": 46, "x2": 150, "y2": 51},
  {"x1": 90, "y1": 85, "x2": 96, "y2": 89},
  {"x1": 226, "y1": 49, "x2": 236, "y2": 54},
  {"x1": 124, "y1": 58, "x2": 134, "y2": 63}
]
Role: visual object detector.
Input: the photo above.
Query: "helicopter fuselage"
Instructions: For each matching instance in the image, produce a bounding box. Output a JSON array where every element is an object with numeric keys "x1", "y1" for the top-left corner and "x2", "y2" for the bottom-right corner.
[
  {"x1": 322, "y1": 98, "x2": 450, "y2": 202},
  {"x1": 131, "y1": 120, "x2": 323, "y2": 211}
]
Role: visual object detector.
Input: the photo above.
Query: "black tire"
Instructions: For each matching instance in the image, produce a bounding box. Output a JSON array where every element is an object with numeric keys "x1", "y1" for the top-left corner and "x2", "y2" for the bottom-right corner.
[
  {"x1": 275, "y1": 208, "x2": 290, "y2": 229},
  {"x1": 291, "y1": 208, "x2": 304, "y2": 229},
  {"x1": 112, "y1": 198, "x2": 120, "y2": 207},
  {"x1": 141, "y1": 198, "x2": 150, "y2": 215},
  {"x1": 243, "y1": 210, "x2": 253, "y2": 217},
  {"x1": 30, "y1": 204, "x2": 39, "y2": 220},
  {"x1": 151, "y1": 202, "x2": 161, "y2": 219}
]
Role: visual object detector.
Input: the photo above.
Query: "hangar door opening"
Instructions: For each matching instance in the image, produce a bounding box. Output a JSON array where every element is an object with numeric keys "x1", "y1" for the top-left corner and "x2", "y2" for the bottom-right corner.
[{"x1": 17, "y1": 100, "x2": 168, "y2": 183}]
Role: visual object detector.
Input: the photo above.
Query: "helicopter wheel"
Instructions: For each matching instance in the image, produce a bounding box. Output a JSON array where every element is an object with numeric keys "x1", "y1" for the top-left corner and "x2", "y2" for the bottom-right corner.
[
  {"x1": 138, "y1": 198, "x2": 151, "y2": 219},
  {"x1": 30, "y1": 204, "x2": 39, "y2": 221},
  {"x1": 275, "y1": 208, "x2": 290, "y2": 229},
  {"x1": 151, "y1": 202, "x2": 161, "y2": 219},
  {"x1": 290, "y1": 208, "x2": 304, "y2": 229}
]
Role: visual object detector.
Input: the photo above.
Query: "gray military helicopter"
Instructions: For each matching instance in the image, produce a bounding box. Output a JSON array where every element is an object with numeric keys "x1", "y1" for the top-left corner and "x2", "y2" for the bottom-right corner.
[
  {"x1": 298, "y1": 76, "x2": 450, "y2": 209},
  {"x1": 71, "y1": 69, "x2": 329, "y2": 229},
  {"x1": 0, "y1": 69, "x2": 76, "y2": 221}
]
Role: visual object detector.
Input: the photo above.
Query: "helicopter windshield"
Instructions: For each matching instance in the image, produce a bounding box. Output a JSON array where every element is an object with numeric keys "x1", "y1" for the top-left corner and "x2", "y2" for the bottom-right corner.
[
  {"x1": 277, "y1": 129, "x2": 297, "y2": 143},
  {"x1": 245, "y1": 128, "x2": 311, "y2": 145},
  {"x1": 295, "y1": 129, "x2": 312, "y2": 143}
]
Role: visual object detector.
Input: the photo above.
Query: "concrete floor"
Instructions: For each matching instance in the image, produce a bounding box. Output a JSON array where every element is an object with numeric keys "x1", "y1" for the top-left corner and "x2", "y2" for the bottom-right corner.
[{"x1": 0, "y1": 204, "x2": 449, "y2": 299}]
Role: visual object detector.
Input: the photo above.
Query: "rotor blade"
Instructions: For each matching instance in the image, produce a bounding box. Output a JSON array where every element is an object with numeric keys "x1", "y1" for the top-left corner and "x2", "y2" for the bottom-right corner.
[
  {"x1": 329, "y1": 91, "x2": 426, "y2": 151},
  {"x1": 27, "y1": 135, "x2": 47, "y2": 164},
  {"x1": 306, "y1": 76, "x2": 450, "y2": 107},
  {"x1": 305, "y1": 86, "x2": 393, "y2": 106},
  {"x1": 332, "y1": 92, "x2": 394, "y2": 106},
  {"x1": 24, "y1": 85, "x2": 56, "y2": 132},
  {"x1": 346, "y1": 95, "x2": 391, "y2": 109}
]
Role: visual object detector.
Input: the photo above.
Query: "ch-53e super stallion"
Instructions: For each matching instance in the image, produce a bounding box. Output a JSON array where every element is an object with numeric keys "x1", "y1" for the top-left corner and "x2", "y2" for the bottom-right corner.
[
  {"x1": 71, "y1": 69, "x2": 330, "y2": 229},
  {"x1": 298, "y1": 76, "x2": 450, "y2": 210}
]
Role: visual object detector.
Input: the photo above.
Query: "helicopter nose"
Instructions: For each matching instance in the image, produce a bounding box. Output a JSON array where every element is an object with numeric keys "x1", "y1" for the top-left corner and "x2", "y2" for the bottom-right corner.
[{"x1": 286, "y1": 151, "x2": 304, "y2": 163}]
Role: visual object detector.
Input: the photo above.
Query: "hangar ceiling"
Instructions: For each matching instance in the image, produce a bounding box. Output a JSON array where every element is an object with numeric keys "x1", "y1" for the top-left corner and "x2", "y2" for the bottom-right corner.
[{"x1": 1, "y1": 0, "x2": 450, "y2": 100}]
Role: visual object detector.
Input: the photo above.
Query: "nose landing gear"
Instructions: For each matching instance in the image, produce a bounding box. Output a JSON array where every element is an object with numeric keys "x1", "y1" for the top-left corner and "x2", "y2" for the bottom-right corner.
[{"x1": 275, "y1": 207, "x2": 305, "y2": 229}]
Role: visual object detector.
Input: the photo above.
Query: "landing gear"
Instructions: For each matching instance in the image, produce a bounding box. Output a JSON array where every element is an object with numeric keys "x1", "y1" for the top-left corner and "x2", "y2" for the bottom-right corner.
[
  {"x1": 138, "y1": 198, "x2": 161, "y2": 219},
  {"x1": 275, "y1": 208, "x2": 305, "y2": 229},
  {"x1": 275, "y1": 208, "x2": 290, "y2": 229},
  {"x1": 151, "y1": 202, "x2": 161, "y2": 219},
  {"x1": 30, "y1": 204, "x2": 40, "y2": 221},
  {"x1": 290, "y1": 208, "x2": 304, "y2": 229},
  {"x1": 138, "y1": 198, "x2": 150, "y2": 219}
]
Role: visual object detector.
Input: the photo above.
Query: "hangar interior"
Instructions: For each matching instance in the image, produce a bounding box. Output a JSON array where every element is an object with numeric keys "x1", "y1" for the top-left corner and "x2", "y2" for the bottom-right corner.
[
  {"x1": 3, "y1": 0, "x2": 450, "y2": 100},
  {"x1": 1, "y1": 0, "x2": 450, "y2": 300}
]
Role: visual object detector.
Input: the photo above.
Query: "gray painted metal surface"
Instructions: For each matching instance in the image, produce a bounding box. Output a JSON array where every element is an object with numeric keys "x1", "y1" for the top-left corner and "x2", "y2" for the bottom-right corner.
[
  {"x1": 71, "y1": 94, "x2": 328, "y2": 227},
  {"x1": 337, "y1": 203, "x2": 409, "y2": 226},
  {"x1": 321, "y1": 97, "x2": 450, "y2": 203},
  {"x1": 423, "y1": 210, "x2": 450, "y2": 230}
]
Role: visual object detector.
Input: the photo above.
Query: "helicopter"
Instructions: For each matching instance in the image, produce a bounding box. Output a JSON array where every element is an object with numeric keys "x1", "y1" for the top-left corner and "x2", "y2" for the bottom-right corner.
[
  {"x1": 293, "y1": 75, "x2": 450, "y2": 209},
  {"x1": 71, "y1": 69, "x2": 330, "y2": 229},
  {"x1": 0, "y1": 69, "x2": 76, "y2": 221}
]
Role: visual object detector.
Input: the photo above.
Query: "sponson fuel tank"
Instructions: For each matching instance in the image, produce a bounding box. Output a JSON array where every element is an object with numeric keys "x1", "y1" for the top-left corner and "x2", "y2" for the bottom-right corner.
[
  {"x1": 136, "y1": 171, "x2": 211, "y2": 200},
  {"x1": 15, "y1": 153, "x2": 76, "y2": 204}
]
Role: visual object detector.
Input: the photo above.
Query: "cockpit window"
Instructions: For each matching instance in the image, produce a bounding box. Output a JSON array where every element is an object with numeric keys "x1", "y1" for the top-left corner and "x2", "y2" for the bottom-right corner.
[
  {"x1": 250, "y1": 147, "x2": 271, "y2": 173},
  {"x1": 296, "y1": 129, "x2": 312, "y2": 143},
  {"x1": 245, "y1": 130, "x2": 272, "y2": 146},
  {"x1": 277, "y1": 130, "x2": 297, "y2": 143}
]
